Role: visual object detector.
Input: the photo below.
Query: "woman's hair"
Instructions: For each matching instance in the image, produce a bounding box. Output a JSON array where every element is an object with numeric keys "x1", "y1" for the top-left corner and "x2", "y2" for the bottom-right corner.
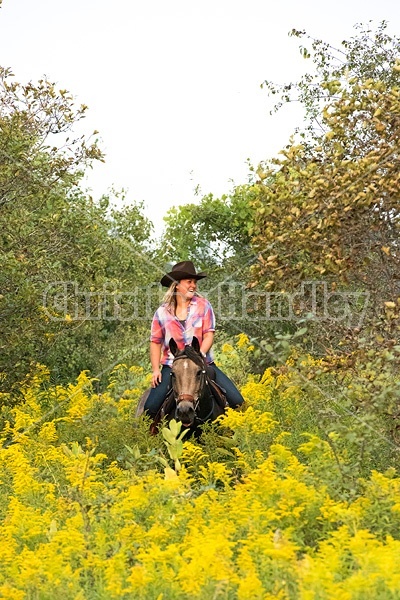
[
  {"x1": 163, "y1": 281, "x2": 178, "y2": 309},
  {"x1": 162, "y1": 280, "x2": 203, "y2": 312}
]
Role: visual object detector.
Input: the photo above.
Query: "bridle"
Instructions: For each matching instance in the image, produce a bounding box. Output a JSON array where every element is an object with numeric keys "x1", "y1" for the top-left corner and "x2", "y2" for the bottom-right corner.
[{"x1": 171, "y1": 351, "x2": 213, "y2": 422}]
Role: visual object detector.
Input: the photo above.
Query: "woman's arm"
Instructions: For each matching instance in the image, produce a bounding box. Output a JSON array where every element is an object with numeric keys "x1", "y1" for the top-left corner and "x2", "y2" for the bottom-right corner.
[
  {"x1": 150, "y1": 341, "x2": 162, "y2": 387},
  {"x1": 200, "y1": 331, "x2": 214, "y2": 356}
]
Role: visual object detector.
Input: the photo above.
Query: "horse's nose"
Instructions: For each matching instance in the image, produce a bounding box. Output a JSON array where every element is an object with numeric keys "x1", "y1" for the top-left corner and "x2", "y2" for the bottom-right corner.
[{"x1": 177, "y1": 401, "x2": 195, "y2": 426}]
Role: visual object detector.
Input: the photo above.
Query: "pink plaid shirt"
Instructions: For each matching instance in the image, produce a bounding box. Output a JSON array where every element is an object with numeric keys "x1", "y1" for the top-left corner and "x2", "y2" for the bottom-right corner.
[{"x1": 150, "y1": 295, "x2": 216, "y2": 366}]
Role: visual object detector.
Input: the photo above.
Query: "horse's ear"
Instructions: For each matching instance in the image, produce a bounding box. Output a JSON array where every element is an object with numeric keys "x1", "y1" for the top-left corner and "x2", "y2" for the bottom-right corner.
[
  {"x1": 191, "y1": 336, "x2": 201, "y2": 354},
  {"x1": 169, "y1": 338, "x2": 178, "y2": 356}
]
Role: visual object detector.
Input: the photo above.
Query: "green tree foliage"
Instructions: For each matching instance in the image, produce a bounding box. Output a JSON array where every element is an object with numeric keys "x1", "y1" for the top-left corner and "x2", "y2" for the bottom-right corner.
[
  {"x1": 244, "y1": 22, "x2": 400, "y2": 438},
  {"x1": 250, "y1": 23, "x2": 400, "y2": 339},
  {"x1": 0, "y1": 68, "x2": 154, "y2": 394},
  {"x1": 160, "y1": 188, "x2": 254, "y2": 267}
]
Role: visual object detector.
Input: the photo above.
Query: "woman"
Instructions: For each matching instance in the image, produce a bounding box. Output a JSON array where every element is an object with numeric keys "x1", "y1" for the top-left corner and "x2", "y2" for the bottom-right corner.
[{"x1": 144, "y1": 260, "x2": 244, "y2": 418}]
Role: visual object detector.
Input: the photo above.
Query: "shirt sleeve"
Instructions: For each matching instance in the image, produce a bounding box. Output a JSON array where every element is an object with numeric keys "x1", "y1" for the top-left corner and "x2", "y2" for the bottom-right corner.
[
  {"x1": 150, "y1": 310, "x2": 164, "y2": 343},
  {"x1": 202, "y1": 300, "x2": 216, "y2": 333}
]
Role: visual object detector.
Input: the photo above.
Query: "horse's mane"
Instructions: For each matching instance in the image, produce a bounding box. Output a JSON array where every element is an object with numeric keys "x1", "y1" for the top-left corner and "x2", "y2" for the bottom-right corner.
[{"x1": 175, "y1": 345, "x2": 205, "y2": 369}]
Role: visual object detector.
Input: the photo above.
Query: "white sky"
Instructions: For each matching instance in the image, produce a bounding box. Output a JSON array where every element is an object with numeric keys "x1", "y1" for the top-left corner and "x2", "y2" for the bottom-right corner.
[{"x1": 1, "y1": 1, "x2": 399, "y2": 235}]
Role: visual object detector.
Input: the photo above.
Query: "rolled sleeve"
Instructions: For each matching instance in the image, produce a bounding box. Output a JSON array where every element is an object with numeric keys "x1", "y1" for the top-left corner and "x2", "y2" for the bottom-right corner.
[
  {"x1": 150, "y1": 312, "x2": 164, "y2": 343},
  {"x1": 203, "y1": 300, "x2": 216, "y2": 333}
]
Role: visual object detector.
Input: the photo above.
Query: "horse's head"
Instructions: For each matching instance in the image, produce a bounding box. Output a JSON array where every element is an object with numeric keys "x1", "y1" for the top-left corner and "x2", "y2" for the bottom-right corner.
[{"x1": 169, "y1": 336, "x2": 207, "y2": 428}]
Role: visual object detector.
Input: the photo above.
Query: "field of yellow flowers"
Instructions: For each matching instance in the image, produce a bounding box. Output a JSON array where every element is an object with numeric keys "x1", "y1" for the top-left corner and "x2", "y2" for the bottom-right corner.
[{"x1": 0, "y1": 335, "x2": 400, "y2": 599}]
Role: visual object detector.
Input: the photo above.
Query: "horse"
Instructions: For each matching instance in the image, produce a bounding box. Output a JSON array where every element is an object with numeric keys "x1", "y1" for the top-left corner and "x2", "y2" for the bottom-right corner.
[{"x1": 135, "y1": 336, "x2": 227, "y2": 434}]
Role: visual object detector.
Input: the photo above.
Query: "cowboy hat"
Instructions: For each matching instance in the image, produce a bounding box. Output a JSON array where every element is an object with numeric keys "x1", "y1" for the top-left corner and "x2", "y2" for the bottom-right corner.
[{"x1": 160, "y1": 261, "x2": 207, "y2": 287}]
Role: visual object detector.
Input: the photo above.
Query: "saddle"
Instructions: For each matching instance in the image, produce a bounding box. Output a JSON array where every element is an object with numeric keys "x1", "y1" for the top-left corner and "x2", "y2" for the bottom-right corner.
[{"x1": 208, "y1": 379, "x2": 228, "y2": 410}]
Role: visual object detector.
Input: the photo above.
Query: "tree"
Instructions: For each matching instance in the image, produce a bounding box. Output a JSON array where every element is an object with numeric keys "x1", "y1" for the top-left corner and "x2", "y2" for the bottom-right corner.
[
  {"x1": 249, "y1": 22, "x2": 400, "y2": 350},
  {"x1": 159, "y1": 188, "x2": 253, "y2": 268},
  {"x1": 0, "y1": 68, "x2": 154, "y2": 394}
]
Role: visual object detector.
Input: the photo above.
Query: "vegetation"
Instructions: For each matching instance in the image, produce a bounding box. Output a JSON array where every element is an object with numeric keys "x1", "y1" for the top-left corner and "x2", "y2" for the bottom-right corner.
[
  {"x1": 0, "y1": 67, "x2": 154, "y2": 392},
  {"x1": 0, "y1": 338, "x2": 399, "y2": 598},
  {"x1": 252, "y1": 22, "x2": 400, "y2": 346},
  {"x1": 1, "y1": 20, "x2": 400, "y2": 599}
]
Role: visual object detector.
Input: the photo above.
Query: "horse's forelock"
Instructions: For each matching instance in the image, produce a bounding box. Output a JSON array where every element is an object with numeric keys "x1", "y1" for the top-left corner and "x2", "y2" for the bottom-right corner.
[{"x1": 175, "y1": 345, "x2": 204, "y2": 369}]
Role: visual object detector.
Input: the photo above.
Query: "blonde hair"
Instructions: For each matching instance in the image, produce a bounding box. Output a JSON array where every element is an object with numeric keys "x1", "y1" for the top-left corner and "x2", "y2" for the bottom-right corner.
[{"x1": 163, "y1": 281, "x2": 178, "y2": 310}]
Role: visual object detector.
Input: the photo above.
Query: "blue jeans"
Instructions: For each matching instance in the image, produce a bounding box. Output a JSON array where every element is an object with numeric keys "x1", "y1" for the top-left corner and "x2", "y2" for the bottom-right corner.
[{"x1": 144, "y1": 364, "x2": 244, "y2": 417}]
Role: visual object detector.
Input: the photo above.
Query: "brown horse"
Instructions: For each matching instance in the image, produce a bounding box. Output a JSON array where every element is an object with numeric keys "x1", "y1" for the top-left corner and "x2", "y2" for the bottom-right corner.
[{"x1": 136, "y1": 337, "x2": 227, "y2": 433}]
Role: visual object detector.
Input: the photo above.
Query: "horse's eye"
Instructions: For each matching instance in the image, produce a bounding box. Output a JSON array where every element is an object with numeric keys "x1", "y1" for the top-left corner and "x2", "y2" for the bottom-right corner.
[{"x1": 196, "y1": 369, "x2": 202, "y2": 378}]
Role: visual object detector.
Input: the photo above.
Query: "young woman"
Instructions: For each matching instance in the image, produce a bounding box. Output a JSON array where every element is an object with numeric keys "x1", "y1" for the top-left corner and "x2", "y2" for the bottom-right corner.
[{"x1": 144, "y1": 260, "x2": 244, "y2": 418}]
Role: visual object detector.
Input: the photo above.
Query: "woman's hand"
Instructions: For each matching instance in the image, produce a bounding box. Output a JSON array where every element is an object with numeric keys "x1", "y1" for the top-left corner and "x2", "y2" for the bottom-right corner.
[
  {"x1": 150, "y1": 342, "x2": 162, "y2": 388},
  {"x1": 151, "y1": 369, "x2": 162, "y2": 388}
]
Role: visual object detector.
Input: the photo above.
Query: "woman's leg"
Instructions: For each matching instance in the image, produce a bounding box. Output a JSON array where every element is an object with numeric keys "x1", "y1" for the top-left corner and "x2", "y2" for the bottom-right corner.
[
  {"x1": 144, "y1": 366, "x2": 172, "y2": 417},
  {"x1": 212, "y1": 365, "x2": 244, "y2": 407}
]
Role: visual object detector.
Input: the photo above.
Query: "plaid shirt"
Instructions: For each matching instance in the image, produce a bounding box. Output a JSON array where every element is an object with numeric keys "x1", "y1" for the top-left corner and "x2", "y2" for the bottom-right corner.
[{"x1": 150, "y1": 295, "x2": 216, "y2": 366}]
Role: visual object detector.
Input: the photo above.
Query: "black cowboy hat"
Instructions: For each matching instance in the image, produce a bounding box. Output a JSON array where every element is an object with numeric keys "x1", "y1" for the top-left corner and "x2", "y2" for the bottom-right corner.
[{"x1": 160, "y1": 261, "x2": 207, "y2": 287}]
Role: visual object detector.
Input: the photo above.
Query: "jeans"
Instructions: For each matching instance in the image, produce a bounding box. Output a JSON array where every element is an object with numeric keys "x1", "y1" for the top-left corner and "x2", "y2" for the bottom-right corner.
[
  {"x1": 144, "y1": 363, "x2": 244, "y2": 418},
  {"x1": 212, "y1": 364, "x2": 244, "y2": 407}
]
